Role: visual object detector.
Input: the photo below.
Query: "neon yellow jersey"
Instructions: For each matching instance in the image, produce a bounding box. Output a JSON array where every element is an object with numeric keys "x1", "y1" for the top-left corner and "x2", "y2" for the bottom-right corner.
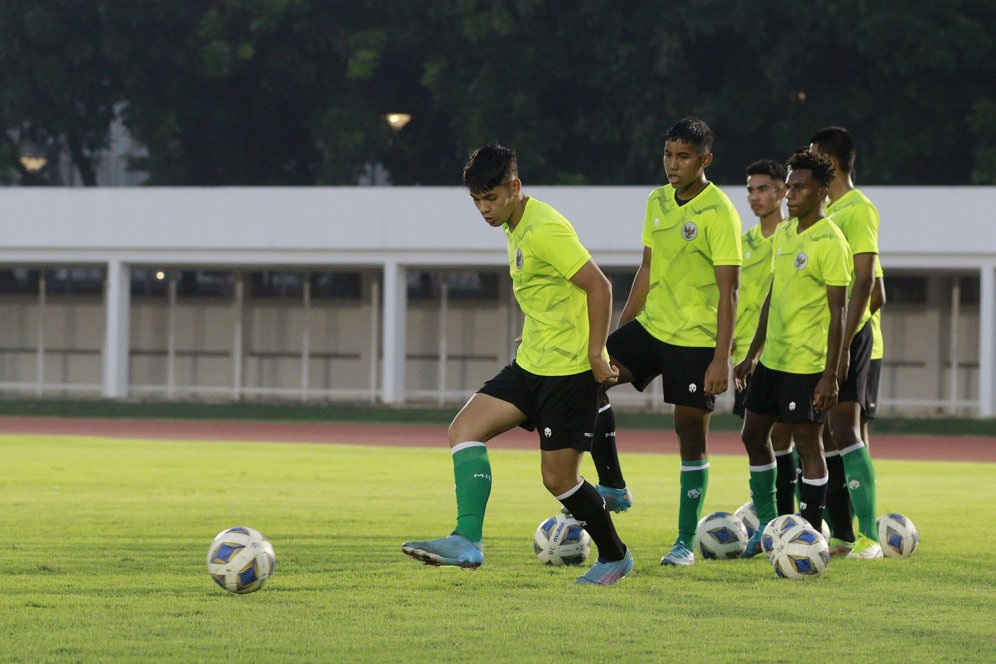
[
  {"x1": 871, "y1": 257, "x2": 885, "y2": 360},
  {"x1": 505, "y1": 197, "x2": 594, "y2": 376},
  {"x1": 826, "y1": 189, "x2": 879, "y2": 331},
  {"x1": 635, "y1": 182, "x2": 743, "y2": 347},
  {"x1": 761, "y1": 217, "x2": 853, "y2": 374},
  {"x1": 733, "y1": 222, "x2": 783, "y2": 364}
]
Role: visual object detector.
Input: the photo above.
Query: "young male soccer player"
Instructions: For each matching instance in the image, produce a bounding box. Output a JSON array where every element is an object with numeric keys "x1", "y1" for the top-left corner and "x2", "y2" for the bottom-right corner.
[
  {"x1": 735, "y1": 160, "x2": 798, "y2": 516},
  {"x1": 401, "y1": 144, "x2": 633, "y2": 585},
  {"x1": 734, "y1": 148, "x2": 851, "y2": 544},
  {"x1": 811, "y1": 126, "x2": 883, "y2": 559},
  {"x1": 601, "y1": 117, "x2": 742, "y2": 567}
]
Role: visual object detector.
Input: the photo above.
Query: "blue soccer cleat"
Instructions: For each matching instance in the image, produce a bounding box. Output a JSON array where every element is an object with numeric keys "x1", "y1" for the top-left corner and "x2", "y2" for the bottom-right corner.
[
  {"x1": 402, "y1": 533, "x2": 484, "y2": 569},
  {"x1": 575, "y1": 549, "x2": 634, "y2": 585},
  {"x1": 740, "y1": 529, "x2": 765, "y2": 559},
  {"x1": 660, "y1": 539, "x2": 695, "y2": 566},
  {"x1": 597, "y1": 484, "x2": 634, "y2": 513}
]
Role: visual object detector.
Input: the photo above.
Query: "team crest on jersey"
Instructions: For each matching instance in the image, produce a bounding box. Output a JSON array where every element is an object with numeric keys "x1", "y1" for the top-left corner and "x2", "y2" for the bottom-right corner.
[
  {"x1": 794, "y1": 252, "x2": 808, "y2": 269},
  {"x1": 682, "y1": 221, "x2": 698, "y2": 241},
  {"x1": 514, "y1": 247, "x2": 524, "y2": 269}
]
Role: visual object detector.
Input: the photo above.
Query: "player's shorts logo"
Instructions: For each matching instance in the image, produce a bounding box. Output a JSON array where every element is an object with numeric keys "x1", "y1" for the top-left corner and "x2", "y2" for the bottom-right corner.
[
  {"x1": 688, "y1": 383, "x2": 697, "y2": 393},
  {"x1": 788, "y1": 401, "x2": 796, "y2": 411},
  {"x1": 543, "y1": 427, "x2": 552, "y2": 438},
  {"x1": 682, "y1": 222, "x2": 698, "y2": 241},
  {"x1": 515, "y1": 247, "x2": 524, "y2": 269},
  {"x1": 794, "y1": 252, "x2": 808, "y2": 269}
]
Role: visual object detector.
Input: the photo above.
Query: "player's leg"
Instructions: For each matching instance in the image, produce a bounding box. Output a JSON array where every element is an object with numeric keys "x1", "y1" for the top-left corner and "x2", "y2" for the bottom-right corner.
[
  {"x1": 771, "y1": 423, "x2": 798, "y2": 515},
  {"x1": 861, "y1": 357, "x2": 882, "y2": 453},
  {"x1": 792, "y1": 422, "x2": 828, "y2": 532},
  {"x1": 739, "y1": 408, "x2": 778, "y2": 557},
  {"x1": 822, "y1": 421, "x2": 855, "y2": 553}
]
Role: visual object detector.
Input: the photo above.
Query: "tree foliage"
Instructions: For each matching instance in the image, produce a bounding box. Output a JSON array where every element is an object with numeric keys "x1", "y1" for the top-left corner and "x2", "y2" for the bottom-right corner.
[{"x1": 1, "y1": 0, "x2": 993, "y2": 186}]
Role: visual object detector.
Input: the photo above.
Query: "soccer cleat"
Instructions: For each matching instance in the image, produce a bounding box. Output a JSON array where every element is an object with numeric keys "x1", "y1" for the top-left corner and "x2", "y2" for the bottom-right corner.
[
  {"x1": 597, "y1": 484, "x2": 634, "y2": 513},
  {"x1": 401, "y1": 533, "x2": 484, "y2": 569},
  {"x1": 846, "y1": 534, "x2": 883, "y2": 559},
  {"x1": 740, "y1": 529, "x2": 764, "y2": 559},
  {"x1": 575, "y1": 549, "x2": 634, "y2": 586},
  {"x1": 660, "y1": 539, "x2": 695, "y2": 566},
  {"x1": 828, "y1": 537, "x2": 855, "y2": 557}
]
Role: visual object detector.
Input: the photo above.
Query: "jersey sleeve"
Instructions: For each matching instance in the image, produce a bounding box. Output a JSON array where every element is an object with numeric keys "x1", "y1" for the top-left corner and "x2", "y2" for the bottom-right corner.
[
  {"x1": 843, "y1": 204, "x2": 879, "y2": 255},
  {"x1": 532, "y1": 222, "x2": 592, "y2": 279},
  {"x1": 874, "y1": 255, "x2": 884, "y2": 279},
  {"x1": 821, "y1": 235, "x2": 853, "y2": 287},
  {"x1": 706, "y1": 205, "x2": 743, "y2": 266},
  {"x1": 641, "y1": 192, "x2": 656, "y2": 248}
]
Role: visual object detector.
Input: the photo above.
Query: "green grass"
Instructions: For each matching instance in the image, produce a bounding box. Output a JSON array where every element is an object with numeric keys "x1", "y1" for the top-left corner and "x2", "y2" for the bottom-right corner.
[
  {"x1": 1, "y1": 435, "x2": 994, "y2": 662},
  {"x1": 2, "y1": 397, "x2": 996, "y2": 436}
]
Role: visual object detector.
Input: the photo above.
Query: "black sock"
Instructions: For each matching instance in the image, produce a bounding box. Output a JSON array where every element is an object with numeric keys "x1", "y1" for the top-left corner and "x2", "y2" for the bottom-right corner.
[
  {"x1": 589, "y1": 394, "x2": 625, "y2": 489},
  {"x1": 774, "y1": 450, "x2": 798, "y2": 515},
  {"x1": 799, "y1": 476, "x2": 828, "y2": 532},
  {"x1": 824, "y1": 453, "x2": 855, "y2": 541},
  {"x1": 558, "y1": 480, "x2": 626, "y2": 561}
]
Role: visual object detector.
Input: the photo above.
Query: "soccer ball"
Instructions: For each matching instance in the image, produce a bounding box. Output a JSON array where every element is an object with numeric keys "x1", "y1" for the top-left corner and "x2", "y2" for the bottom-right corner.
[
  {"x1": 534, "y1": 514, "x2": 591, "y2": 565},
  {"x1": 792, "y1": 513, "x2": 831, "y2": 542},
  {"x1": 207, "y1": 526, "x2": 276, "y2": 593},
  {"x1": 761, "y1": 514, "x2": 808, "y2": 560},
  {"x1": 771, "y1": 525, "x2": 830, "y2": 579},
  {"x1": 877, "y1": 513, "x2": 919, "y2": 558},
  {"x1": 695, "y1": 511, "x2": 748, "y2": 559},
  {"x1": 734, "y1": 501, "x2": 760, "y2": 537}
]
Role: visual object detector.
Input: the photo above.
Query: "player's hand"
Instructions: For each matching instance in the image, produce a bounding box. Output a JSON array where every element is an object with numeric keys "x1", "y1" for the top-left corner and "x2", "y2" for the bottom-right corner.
[
  {"x1": 733, "y1": 357, "x2": 756, "y2": 392},
  {"x1": 704, "y1": 358, "x2": 729, "y2": 396},
  {"x1": 590, "y1": 356, "x2": 619, "y2": 386},
  {"x1": 837, "y1": 348, "x2": 850, "y2": 383},
  {"x1": 813, "y1": 372, "x2": 839, "y2": 411}
]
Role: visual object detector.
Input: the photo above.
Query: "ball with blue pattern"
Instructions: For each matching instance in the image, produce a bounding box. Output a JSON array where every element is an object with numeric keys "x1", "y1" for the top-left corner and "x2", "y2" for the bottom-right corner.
[
  {"x1": 533, "y1": 514, "x2": 591, "y2": 565},
  {"x1": 695, "y1": 511, "x2": 748, "y2": 559},
  {"x1": 771, "y1": 524, "x2": 829, "y2": 579},
  {"x1": 207, "y1": 526, "x2": 276, "y2": 593},
  {"x1": 876, "y1": 513, "x2": 919, "y2": 558}
]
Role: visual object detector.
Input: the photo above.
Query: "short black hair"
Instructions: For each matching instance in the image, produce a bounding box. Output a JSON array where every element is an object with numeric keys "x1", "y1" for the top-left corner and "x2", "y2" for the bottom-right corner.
[
  {"x1": 462, "y1": 144, "x2": 518, "y2": 193},
  {"x1": 787, "y1": 148, "x2": 836, "y2": 187},
  {"x1": 809, "y1": 126, "x2": 856, "y2": 174},
  {"x1": 664, "y1": 117, "x2": 713, "y2": 153},
  {"x1": 745, "y1": 159, "x2": 787, "y2": 183}
]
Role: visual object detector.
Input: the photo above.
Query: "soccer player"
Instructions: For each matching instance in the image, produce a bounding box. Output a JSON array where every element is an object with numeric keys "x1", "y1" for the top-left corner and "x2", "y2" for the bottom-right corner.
[
  {"x1": 864, "y1": 266, "x2": 886, "y2": 448},
  {"x1": 734, "y1": 148, "x2": 851, "y2": 543},
  {"x1": 602, "y1": 117, "x2": 742, "y2": 567},
  {"x1": 811, "y1": 126, "x2": 883, "y2": 559},
  {"x1": 735, "y1": 160, "x2": 798, "y2": 517},
  {"x1": 401, "y1": 144, "x2": 633, "y2": 585}
]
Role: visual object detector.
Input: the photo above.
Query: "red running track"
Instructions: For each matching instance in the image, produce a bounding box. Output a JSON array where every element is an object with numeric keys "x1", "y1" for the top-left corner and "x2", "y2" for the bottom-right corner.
[{"x1": 1, "y1": 417, "x2": 993, "y2": 462}]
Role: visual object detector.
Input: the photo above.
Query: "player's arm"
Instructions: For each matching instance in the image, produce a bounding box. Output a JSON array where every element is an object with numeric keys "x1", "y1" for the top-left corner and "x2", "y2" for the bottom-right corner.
[
  {"x1": 814, "y1": 284, "x2": 847, "y2": 411},
  {"x1": 869, "y1": 275, "x2": 886, "y2": 315},
  {"x1": 704, "y1": 265, "x2": 739, "y2": 395},
  {"x1": 734, "y1": 285, "x2": 770, "y2": 391},
  {"x1": 570, "y1": 260, "x2": 619, "y2": 385},
  {"x1": 839, "y1": 251, "x2": 876, "y2": 380},
  {"x1": 617, "y1": 247, "x2": 651, "y2": 328}
]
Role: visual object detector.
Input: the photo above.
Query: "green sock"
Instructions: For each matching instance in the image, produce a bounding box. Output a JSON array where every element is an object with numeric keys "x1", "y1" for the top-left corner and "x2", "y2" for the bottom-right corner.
[
  {"x1": 451, "y1": 442, "x2": 492, "y2": 543},
  {"x1": 841, "y1": 442, "x2": 877, "y2": 540},
  {"x1": 749, "y1": 463, "x2": 778, "y2": 528},
  {"x1": 678, "y1": 459, "x2": 709, "y2": 543}
]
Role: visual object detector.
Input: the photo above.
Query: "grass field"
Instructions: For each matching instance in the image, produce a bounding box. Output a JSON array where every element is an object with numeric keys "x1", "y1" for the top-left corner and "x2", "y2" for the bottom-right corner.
[{"x1": 2, "y1": 434, "x2": 994, "y2": 662}]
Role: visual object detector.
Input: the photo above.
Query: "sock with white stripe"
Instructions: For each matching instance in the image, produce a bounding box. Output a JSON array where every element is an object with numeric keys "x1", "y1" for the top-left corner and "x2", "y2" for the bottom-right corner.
[
  {"x1": 589, "y1": 393, "x2": 625, "y2": 489},
  {"x1": 841, "y1": 441, "x2": 878, "y2": 540},
  {"x1": 824, "y1": 451, "x2": 855, "y2": 542},
  {"x1": 451, "y1": 442, "x2": 491, "y2": 543},
  {"x1": 749, "y1": 461, "x2": 778, "y2": 528},
  {"x1": 774, "y1": 446, "x2": 798, "y2": 515},
  {"x1": 678, "y1": 459, "x2": 709, "y2": 543},
  {"x1": 557, "y1": 479, "x2": 626, "y2": 562},
  {"x1": 799, "y1": 474, "x2": 828, "y2": 533}
]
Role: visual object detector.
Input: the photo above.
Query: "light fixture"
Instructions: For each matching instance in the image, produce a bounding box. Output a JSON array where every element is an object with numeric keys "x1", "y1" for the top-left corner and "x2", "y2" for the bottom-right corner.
[
  {"x1": 155, "y1": 271, "x2": 166, "y2": 281},
  {"x1": 19, "y1": 155, "x2": 47, "y2": 172},
  {"x1": 385, "y1": 113, "x2": 412, "y2": 131}
]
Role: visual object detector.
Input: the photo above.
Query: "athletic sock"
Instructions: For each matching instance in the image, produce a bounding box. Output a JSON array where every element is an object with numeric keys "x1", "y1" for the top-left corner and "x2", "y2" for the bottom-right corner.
[
  {"x1": 793, "y1": 449, "x2": 803, "y2": 507},
  {"x1": 558, "y1": 479, "x2": 626, "y2": 561},
  {"x1": 774, "y1": 447, "x2": 798, "y2": 515},
  {"x1": 678, "y1": 459, "x2": 709, "y2": 543},
  {"x1": 451, "y1": 442, "x2": 492, "y2": 542},
  {"x1": 841, "y1": 442, "x2": 878, "y2": 540},
  {"x1": 824, "y1": 451, "x2": 855, "y2": 542},
  {"x1": 799, "y1": 474, "x2": 829, "y2": 532},
  {"x1": 749, "y1": 462, "x2": 778, "y2": 528},
  {"x1": 589, "y1": 395, "x2": 625, "y2": 489}
]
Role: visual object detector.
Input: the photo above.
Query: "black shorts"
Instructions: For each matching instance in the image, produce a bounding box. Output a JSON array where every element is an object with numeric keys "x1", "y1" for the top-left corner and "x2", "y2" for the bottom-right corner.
[
  {"x1": 477, "y1": 362, "x2": 600, "y2": 451},
  {"x1": 743, "y1": 363, "x2": 827, "y2": 425},
  {"x1": 863, "y1": 358, "x2": 882, "y2": 420},
  {"x1": 733, "y1": 373, "x2": 750, "y2": 419},
  {"x1": 606, "y1": 320, "x2": 716, "y2": 412},
  {"x1": 839, "y1": 321, "x2": 873, "y2": 407}
]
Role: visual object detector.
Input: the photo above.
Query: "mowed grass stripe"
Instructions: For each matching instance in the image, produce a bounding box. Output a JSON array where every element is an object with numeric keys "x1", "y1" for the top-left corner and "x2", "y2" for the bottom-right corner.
[{"x1": 1, "y1": 435, "x2": 994, "y2": 662}]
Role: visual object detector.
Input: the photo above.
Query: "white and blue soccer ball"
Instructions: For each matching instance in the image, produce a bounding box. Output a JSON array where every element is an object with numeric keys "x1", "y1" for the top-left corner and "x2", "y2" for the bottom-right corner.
[
  {"x1": 761, "y1": 514, "x2": 808, "y2": 560},
  {"x1": 695, "y1": 511, "x2": 748, "y2": 559},
  {"x1": 534, "y1": 514, "x2": 591, "y2": 565},
  {"x1": 207, "y1": 526, "x2": 276, "y2": 594},
  {"x1": 734, "y1": 501, "x2": 760, "y2": 537},
  {"x1": 877, "y1": 513, "x2": 919, "y2": 558},
  {"x1": 771, "y1": 524, "x2": 830, "y2": 579}
]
